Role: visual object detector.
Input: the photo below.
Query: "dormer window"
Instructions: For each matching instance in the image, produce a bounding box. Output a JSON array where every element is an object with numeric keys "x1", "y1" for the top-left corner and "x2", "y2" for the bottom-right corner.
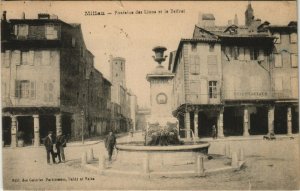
[{"x1": 229, "y1": 28, "x2": 237, "y2": 35}]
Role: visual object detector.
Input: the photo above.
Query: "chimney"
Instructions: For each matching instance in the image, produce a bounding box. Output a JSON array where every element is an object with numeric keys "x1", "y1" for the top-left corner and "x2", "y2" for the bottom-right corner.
[
  {"x1": 38, "y1": 13, "x2": 50, "y2": 19},
  {"x1": 200, "y1": 13, "x2": 215, "y2": 27},
  {"x1": 2, "y1": 11, "x2": 7, "y2": 21},
  {"x1": 21, "y1": 12, "x2": 25, "y2": 19},
  {"x1": 234, "y1": 14, "x2": 238, "y2": 25},
  {"x1": 228, "y1": 20, "x2": 232, "y2": 25}
]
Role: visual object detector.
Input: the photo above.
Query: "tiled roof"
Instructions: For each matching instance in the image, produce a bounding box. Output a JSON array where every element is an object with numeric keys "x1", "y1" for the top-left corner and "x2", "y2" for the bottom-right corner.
[{"x1": 181, "y1": 38, "x2": 221, "y2": 42}]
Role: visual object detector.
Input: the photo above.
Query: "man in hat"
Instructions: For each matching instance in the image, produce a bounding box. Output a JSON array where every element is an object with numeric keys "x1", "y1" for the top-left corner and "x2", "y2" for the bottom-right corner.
[
  {"x1": 105, "y1": 131, "x2": 116, "y2": 161},
  {"x1": 55, "y1": 130, "x2": 67, "y2": 163},
  {"x1": 44, "y1": 131, "x2": 56, "y2": 164}
]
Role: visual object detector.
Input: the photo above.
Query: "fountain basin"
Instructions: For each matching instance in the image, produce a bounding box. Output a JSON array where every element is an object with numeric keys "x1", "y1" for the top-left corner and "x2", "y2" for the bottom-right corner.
[{"x1": 116, "y1": 141, "x2": 210, "y2": 166}]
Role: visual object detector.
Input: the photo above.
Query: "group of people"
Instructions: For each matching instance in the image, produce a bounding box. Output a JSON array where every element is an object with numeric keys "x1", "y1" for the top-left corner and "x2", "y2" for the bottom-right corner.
[
  {"x1": 44, "y1": 130, "x2": 117, "y2": 164},
  {"x1": 44, "y1": 130, "x2": 67, "y2": 164}
]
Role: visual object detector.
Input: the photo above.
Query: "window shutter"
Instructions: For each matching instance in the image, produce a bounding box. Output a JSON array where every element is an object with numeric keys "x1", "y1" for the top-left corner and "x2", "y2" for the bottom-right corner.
[
  {"x1": 44, "y1": 82, "x2": 48, "y2": 102},
  {"x1": 24, "y1": 25, "x2": 29, "y2": 36},
  {"x1": 291, "y1": 77, "x2": 298, "y2": 97},
  {"x1": 42, "y1": 51, "x2": 50, "y2": 65},
  {"x1": 4, "y1": 50, "x2": 10, "y2": 67},
  {"x1": 34, "y1": 51, "x2": 42, "y2": 65},
  {"x1": 1, "y1": 53, "x2": 4, "y2": 67},
  {"x1": 291, "y1": 54, "x2": 298, "y2": 67},
  {"x1": 50, "y1": 51, "x2": 59, "y2": 65},
  {"x1": 15, "y1": 81, "x2": 20, "y2": 98},
  {"x1": 275, "y1": 54, "x2": 282, "y2": 67},
  {"x1": 30, "y1": 81, "x2": 35, "y2": 98},
  {"x1": 13, "y1": 50, "x2": 21, "y2": 66},
  {"x1": 14, "y1": 25, "x2": 18, "y2": 36},
  {"x1": 244, "y1": 48, "x2": 250, "y2": 61},
  {"x1": 290, "y1": 33, "x2": 297, "y2": 43},
  {"x1": 28, "y1": 51, "x2": 34, "y2": 65}
]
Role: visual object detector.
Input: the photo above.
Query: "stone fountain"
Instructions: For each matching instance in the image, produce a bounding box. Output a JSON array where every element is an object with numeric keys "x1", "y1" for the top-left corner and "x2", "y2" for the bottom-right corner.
[{"x1": 116, "y1": 46, "x2": 210, "y2": 166}]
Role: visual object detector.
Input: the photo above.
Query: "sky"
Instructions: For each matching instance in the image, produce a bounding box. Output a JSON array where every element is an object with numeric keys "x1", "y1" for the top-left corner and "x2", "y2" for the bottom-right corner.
[{"x1": 1, "y1": 1, "x2": 297, "y2": 107}]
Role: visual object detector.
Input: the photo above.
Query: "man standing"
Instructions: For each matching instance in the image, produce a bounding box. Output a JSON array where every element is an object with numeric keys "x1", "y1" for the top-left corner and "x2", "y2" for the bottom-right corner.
[
  {"x1": 105, "y1": 131, "x2": 116, "y2": 161},
  {"x1": 56, "y1": 130, "x2": 67, "y2": 163},
  {"x1": 44, "y1": 131, "x2": 56, "y2": 164}
]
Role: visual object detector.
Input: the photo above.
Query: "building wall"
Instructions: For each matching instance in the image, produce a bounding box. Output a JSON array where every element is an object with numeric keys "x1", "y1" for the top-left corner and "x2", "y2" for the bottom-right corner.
[
  {"x1": 172, "y1": 42, "x2": 222, "y2": 110},
  {"x1": 130, "y1": 94, "x2": 137, "y2": 130},
  {"x1": 1, "y1": 15, "x2": 112, "y2": 140},
  {"x1": 173, "y1": 51, "x2": 185, "y2": 110},
  {"x1": 271, "y1": 32, "x2": 298, "y2": 99},
  {"x1": 1, "y1": 49, "x2": 60, "y2": 107},
  {"x1": 222, "y1": 46, "x2": 273, "y2": 100},
  {"x1": 184, "y1": 42, "x2": 222, "y2": 104}
]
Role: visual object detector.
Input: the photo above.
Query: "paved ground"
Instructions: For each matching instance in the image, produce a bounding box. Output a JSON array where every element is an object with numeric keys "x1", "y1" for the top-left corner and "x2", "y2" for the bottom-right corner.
[{"x1": 2, "y1": 133, "x2": 300, "y2": 190}]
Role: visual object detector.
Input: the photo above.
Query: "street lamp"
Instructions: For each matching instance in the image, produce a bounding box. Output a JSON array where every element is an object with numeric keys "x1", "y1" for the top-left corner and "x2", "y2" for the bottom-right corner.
[{"x1": 81, "y1": 110, "x2": 84, "y2": 144}]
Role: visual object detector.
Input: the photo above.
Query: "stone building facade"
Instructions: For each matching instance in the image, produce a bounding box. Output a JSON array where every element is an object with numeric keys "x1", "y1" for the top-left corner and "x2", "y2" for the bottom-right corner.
[
  {"x1": 170, "y1": 3, "x2": 298, "y2": 139},
  {"x1": 1, "y1": 12, "x2": 111, "y2": 147}
]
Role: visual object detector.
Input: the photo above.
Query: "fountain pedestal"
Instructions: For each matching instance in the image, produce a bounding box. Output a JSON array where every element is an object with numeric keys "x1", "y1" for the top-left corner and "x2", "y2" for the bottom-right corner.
[{"x1": 146, "y1": 46, "x2": 177, "y2": 135}]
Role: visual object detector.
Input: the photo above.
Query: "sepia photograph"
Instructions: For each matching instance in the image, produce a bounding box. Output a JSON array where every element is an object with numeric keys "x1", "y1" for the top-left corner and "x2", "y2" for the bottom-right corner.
[{"x1": 1, "y1": 1, "x2": 299, "y2": 190}]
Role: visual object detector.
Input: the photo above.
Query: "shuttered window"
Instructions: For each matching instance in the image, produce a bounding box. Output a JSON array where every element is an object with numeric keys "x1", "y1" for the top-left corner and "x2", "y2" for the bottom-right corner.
[
  {"x1": 44, "y1": 82, "x2": 54, "y2": 102},
  {"x1": 190, "y1": 55, "x2": 200, "y2": 74},
  {"x1": 34, "y1": 51, "x2": 42, "y2": 65},
  {"x1": 274, "y1": 54, "x2": 282, "y2": 68},
  {"x1": 2, "y1": 50, "x2": 11, "y2": 67},
  {"x1": 291, "y1": 54, "x2": 298, "y2": 68},
  {"x1": 41, "y1": 51, "x2": 50, "y2": 65},
  {"x1": 12, "y1": 50, "x2": 21, "y2": 66},
  {"x1": 290, "y1": 33, "x2": 297, "y2": 43},
  {"x1": 45, "y1": 24, "x2": 58, "y2": 40},
  {"x1": 21, "y1": 51, "x2": 28, "y2": 65},
  {"x1": 207, "y1": 55, "x2": 218, "y2": 74},
  {"x1": 17, "y1": 24, "x2": 28, "y2": 39},
  {"x1": 291, "y1": 77, "x2": 298, "y2": 98}
]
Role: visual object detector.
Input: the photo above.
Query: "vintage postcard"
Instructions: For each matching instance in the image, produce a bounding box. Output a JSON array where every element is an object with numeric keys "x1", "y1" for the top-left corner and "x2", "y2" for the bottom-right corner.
[{"x1": 1, "y1": 1, "x2": 299, "y2": 190}]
